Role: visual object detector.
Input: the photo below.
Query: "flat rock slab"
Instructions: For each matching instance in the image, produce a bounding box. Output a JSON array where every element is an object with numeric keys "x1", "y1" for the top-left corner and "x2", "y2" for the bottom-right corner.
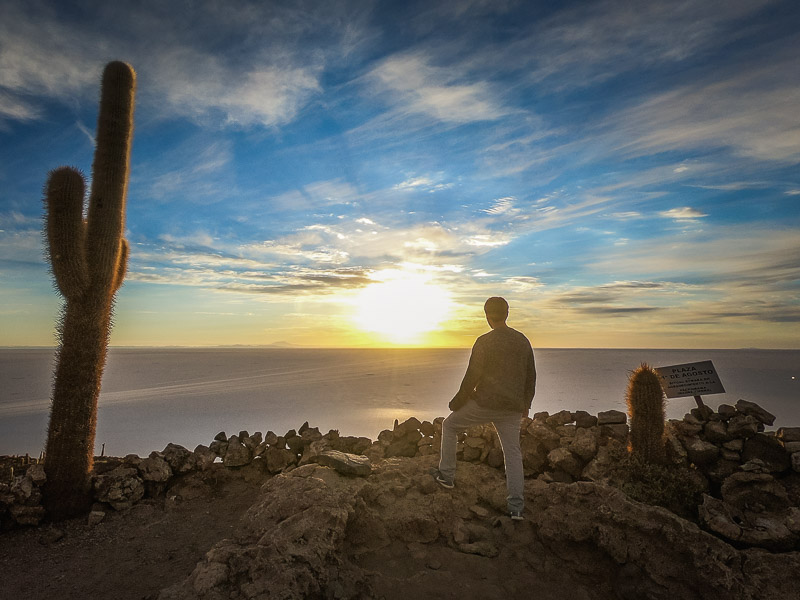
[{"x1": 317, "y1": 450, "x2": 372, "y2": 476}]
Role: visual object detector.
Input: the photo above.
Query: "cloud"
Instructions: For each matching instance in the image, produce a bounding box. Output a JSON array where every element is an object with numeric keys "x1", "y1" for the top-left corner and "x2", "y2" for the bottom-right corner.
[
  {"x1": 659, "y1": 207, "x2": 708, "y2": 221},
  {"x1": 366, "y1": 52, "x2": 509, "y2": 124},
  {"x1": 482, "y1": 197, "x2": 516, "y2": 215},
  {"x1": 605, "y1": 49, "x2": 800, "y2": 162},
  {"x1": 393, "y1": 175, "x2": 453, "y2": 192}
]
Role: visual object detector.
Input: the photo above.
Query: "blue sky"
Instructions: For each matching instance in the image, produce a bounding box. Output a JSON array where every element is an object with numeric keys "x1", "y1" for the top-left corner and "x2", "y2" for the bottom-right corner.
[{"x1": 1, "y1": 0, "x2": 798, "y2": 348}]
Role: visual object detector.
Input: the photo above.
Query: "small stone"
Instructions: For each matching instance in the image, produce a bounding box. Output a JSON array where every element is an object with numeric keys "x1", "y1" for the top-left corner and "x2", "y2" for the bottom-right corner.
[
  {"x1": 597, "y1": 410, "x2": 627, "y2": 426},
  {"x1": 213, "y1": 431, "x2": 227, "y2": 442},
  {"x1": 193, "y1": 445, "x2": 217, "y2": 470},
  {"x1": 783, "y1": 442, "x2": 800, "y2": 454},
  {"x1": 469, "y1": 505, "x2": 490, "y2": 518},
  {"x1": 735, "y1": 400, "x2": 776, "y2": 426},
  {"x1": 717, "y1": 404, "x2": 737, "y2": 420},
  {"x1": 793, "y1": 453, "x2": 800, "y2": 473},
  {"x1": 40, "y1": 527, "x2": 65, "y2": 544},
  {"x1": 87, "y1": 510, "x2": 106, "y2": 527},
  {"x1": 427, "y1": 559, "x2": 442, "y2": 570},
  {"x1": 263, "y1": 431, "x2": 279, "y2": 446},
  {"x1": 723, "y1": 439, "x2": 744, "y2": 451}
]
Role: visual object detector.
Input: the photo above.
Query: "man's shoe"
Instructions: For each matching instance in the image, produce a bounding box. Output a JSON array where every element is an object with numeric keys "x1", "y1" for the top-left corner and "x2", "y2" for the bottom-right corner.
[
  {"x1": 509, "y1": 510, "x2": 524, "y2": 521},
  {"x1": 431, "y1": 469, "x2": 454, "y2": 489}
]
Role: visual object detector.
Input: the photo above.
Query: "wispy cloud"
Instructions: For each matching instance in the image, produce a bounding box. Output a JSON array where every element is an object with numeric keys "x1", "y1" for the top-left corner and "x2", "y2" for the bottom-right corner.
[
  {"x1": 659, "y1": 207, "x2": 708, "y2": 221},
  {"x1": 366, "y1": 52, "x2": 509, "y2": 124}
]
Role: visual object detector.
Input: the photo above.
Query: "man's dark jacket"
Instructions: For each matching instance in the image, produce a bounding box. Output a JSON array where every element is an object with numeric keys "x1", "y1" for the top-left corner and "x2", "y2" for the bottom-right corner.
[{"x1": 449, "y1": 326, "x2": 536, "y2": 413}]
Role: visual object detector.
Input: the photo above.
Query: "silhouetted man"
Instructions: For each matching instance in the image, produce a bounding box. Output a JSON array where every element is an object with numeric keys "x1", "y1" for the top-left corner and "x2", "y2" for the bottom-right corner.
[{"x1": 433, "y1": 297, "x2": 536, "y2": 520}]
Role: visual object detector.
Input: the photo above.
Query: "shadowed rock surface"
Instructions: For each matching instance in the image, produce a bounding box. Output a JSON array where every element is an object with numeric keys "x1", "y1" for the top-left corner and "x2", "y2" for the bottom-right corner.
[{"x1": 158, "y1": 456, "x2": 800, "y2": 600}]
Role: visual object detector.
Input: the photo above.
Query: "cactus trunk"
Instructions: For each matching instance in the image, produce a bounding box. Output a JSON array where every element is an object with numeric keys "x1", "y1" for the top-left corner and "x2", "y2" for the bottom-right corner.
[
  {"x1": 43, "y1": 62, "x2": 135, "y2": 520},
  {"x1": 626, "y1": 363, "x2": 666, "y2": 464}
]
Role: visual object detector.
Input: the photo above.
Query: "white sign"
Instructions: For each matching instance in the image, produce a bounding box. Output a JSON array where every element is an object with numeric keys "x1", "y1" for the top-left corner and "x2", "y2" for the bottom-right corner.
[{"x1": 654, "y1": 360, "x2": 726, "y2": 399}]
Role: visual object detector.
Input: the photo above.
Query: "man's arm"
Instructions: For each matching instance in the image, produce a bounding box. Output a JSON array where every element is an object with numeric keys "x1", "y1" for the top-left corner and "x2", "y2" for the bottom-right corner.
[
  {"x1": 449, "y1": 340, "x2": 484, "y2": 411},
  {"x1": 523, "y1": 346, "x2": 536, "y2": 416}
]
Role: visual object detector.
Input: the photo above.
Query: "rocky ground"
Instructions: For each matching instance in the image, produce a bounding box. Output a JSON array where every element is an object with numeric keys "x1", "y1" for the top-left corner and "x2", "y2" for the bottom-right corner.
[{"x1": 0, "y1": 465, "x2": 262, "y2": 600}]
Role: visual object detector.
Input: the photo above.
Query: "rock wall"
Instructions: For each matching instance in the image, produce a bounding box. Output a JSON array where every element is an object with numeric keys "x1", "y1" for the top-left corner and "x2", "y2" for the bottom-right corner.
[{"x1": 2, "y1": 399, "x2": 799, "y2": 553}]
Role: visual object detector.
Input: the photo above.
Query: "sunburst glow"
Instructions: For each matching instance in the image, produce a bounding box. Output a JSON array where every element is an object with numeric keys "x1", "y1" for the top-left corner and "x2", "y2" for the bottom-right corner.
[{"x1": 352, "y1": 271, "x2": 453, "y2": 344}]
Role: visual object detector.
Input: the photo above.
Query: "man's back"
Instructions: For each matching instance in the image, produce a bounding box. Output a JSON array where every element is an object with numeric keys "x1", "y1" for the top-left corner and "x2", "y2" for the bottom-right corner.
[{"x1": 456, "y1": 326, "x2": 536, "y2": 412}]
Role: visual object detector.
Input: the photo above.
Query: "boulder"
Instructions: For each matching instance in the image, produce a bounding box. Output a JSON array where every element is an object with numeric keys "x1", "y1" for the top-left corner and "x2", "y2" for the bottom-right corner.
[
  {"x1": 26, "y1": 464, "x2": 46, "y2": 485},
  {"x1": 316, "y1": 451, "x2": 372, "y2": 477},
  {"x1": 138, "y1": 456, "x2": 172, "y2": 483},
  {"x1": 546, "y1": 410, "x2": 573, "y2": 427},
  {"x1": 526, "y1": 423, "x2": 561, "y2": 451},
  {"x1": 10, "y1": 505, "x2": 45, "y2": 526},
  {"x1": 569, "y1": 427, "x2": 598, "y2": 462},
  {"x1": 573, "y1": 410, "x2": 598, "y2": 428},
  {"x1": 699, "y1": 494, "x2": 800, "y2": 551},
  {"x1": 682, "y1": 437, "x2": 719, "y2": 465},
  {"x1": 223, "y1": 436, "x2": 253, "y2": 467},
  {"x1": 520, "y1": 436, "x2": 547, "y2": 473},
  {"x1": 735, "y1": 400, "x2": 776, "y2": 426},
  {"x1": 263, "y1": 431, "x2": 279, "y2": 446},
  {"x1": 486, "y1": 448, "x2": 504, "y2": 468},
  {"x1": 720, "y1": 471, "x2": 790, "y2": 513},
  {"x1": 777, "y1": 427, "x2": 800, "y2": 443},
  {"x1": 717, "y1": 404, "x2": 737, "y2": 420},
  {"x1": 741, "y1": 434, "x2": 791, "y2": 473},
  {"x1": 703, "y1": 420, "x2": 728, "y2": 443},
  {"x1": 264, "y1": 447, "x2": 296, "y2": 474},
  {"x1": 94, "y1": 466, "x2": 144, "y2": 510},
  {"x1": 727, "y1": 415, "x2": 759, "y2": 439},
  {"x1": 597, "y1": 410, "x2": 626, "y2": 426},
  {"x1": 547, "y1": 447, "x2": 582, "y2": 478},
  {"x1": 192, "y1": 445, "x2": 217, "y2": 470},
  {"x1": 600, "y1": 423, "x2": 629, "y2": 440},
  {"x1": 162, "y1": 443, "x2": 193, "y2": 473}
]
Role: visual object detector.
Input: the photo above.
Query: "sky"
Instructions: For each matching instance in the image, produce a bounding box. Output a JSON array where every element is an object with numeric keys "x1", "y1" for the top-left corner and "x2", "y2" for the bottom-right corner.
[{"x1": 0, "y1": 0, "x2": 798, "y2": 349}]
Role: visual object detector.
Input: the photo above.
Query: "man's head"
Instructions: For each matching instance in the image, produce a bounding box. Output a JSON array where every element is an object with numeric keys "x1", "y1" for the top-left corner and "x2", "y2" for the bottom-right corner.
[{"x1": 484, "y1": 296, "x2": 509, "y2": 328}]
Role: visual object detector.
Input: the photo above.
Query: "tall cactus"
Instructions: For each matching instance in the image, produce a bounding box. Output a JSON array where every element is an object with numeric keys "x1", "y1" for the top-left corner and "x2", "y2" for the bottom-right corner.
[
  {"x1": 43, "y1": 62, "x2": 136, "y2": 519},
  {"x1": 626, "y1": 362, "x2": 666, "y2": 464}
]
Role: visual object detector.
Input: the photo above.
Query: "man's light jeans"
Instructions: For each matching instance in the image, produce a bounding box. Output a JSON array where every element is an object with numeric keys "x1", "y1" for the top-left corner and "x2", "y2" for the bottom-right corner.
[{"x1": 438, "y1": 399, "x2": 525, "y2": 513}]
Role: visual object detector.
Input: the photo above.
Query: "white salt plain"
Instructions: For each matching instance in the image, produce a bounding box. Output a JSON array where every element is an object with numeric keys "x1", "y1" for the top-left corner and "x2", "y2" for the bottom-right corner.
[{"x1": 1, "y1": 347, "x2": 798, "y2": 456}]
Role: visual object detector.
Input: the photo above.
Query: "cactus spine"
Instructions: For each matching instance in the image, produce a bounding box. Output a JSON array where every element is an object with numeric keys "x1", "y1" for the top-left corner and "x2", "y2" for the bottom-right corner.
[
  {"x1": 43, "y1": 62, "x2": 136, "y2": 519},
  {"x1": 626, "y1": 362, "x2": 666, "y2": 463}
]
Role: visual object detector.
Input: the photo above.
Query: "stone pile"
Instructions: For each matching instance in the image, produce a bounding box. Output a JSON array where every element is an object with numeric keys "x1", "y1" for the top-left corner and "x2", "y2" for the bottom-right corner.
[
  {"x1": 3, "y1": 398, "x2": 799, "y2": 552},
  {"x1": 664, "y1": 399, "x2": 800, "y2": 550}
]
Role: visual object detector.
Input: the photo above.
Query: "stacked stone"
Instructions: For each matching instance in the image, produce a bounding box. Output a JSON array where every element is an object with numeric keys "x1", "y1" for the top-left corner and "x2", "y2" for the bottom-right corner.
[
  {"x1": 0, "y1": 462, "x2": 47, "y2": 527},
  {"x1": 664, "y1": 399, "x2": 800, "y2": 550}
]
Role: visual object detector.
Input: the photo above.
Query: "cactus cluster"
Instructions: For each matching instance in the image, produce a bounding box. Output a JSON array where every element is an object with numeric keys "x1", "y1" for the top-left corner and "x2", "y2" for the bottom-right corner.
[
  {"x1": 43, "y1": 62, "x2": 136, "y2": 519},
  {"x1": 626, "y1": 362, "x2": 666, "y2": 463}
]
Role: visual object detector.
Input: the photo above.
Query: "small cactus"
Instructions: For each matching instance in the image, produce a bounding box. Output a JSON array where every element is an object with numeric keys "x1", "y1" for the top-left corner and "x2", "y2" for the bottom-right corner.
[
  {"x1": 43, "y1": 61, "x2": 136, "y2": 519},
  {"x1": 626, "y1": 363, "x2": 666, "y2": 463}
]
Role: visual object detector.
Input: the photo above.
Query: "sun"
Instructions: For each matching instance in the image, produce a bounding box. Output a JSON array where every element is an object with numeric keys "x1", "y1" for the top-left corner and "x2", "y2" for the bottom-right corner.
[{"x1": 352, "y1": 271, "x2": 453, "y2": 344}]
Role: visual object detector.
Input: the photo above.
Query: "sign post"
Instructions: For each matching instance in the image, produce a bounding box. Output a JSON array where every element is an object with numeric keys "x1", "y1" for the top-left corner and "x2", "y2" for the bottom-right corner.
[{"x1": 653, "y1": 360, "x2": 726, "y2": 410}]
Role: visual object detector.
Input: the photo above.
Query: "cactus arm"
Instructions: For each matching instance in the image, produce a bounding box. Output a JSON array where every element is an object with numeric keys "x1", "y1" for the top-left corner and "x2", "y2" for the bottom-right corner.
[
  {"x1": 45, "y1": 167, "x2": 89, "y2": 299},
  {"x1": 113, "y1": 238, "x2": 129, "y2": 293},
  {"x1": 85, "y1": 61, "x2": 136, "y2": 287}
]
